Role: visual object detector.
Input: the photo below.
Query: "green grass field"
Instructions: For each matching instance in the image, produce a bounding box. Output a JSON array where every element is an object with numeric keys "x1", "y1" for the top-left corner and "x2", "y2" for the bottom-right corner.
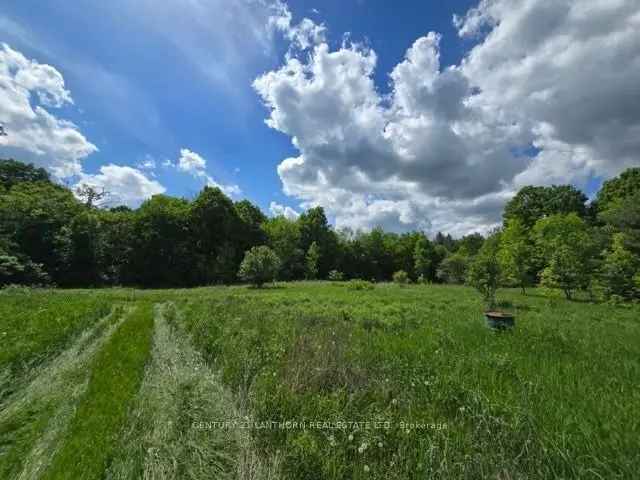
[{"x1": 1, "y1": 283, "x2": 638, "y2": 479}]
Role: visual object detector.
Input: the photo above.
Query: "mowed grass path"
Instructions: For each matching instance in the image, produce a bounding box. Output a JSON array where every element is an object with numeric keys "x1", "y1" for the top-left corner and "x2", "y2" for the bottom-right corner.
[{"x1": 0, "y1": 283, "x2": 639, "y2": 479}]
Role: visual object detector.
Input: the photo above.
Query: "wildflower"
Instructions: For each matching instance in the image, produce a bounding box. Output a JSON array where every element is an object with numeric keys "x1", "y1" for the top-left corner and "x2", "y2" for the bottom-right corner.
[
  {"x1": 364, "y1": 465, "x2": 370, "y2": 473},
  {"x1": 377, "y1": 441, "x2": 383, "y2": 448}
]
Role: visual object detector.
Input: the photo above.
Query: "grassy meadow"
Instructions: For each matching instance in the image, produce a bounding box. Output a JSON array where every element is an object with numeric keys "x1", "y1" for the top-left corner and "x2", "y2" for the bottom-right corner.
[{"x1": 0, "y1": 283, "x2": 639, "y2": 479}]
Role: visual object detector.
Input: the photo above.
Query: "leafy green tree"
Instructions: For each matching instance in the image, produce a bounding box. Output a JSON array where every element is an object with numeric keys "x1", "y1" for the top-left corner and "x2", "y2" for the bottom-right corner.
[
  {"x1": 0, "y1": 181, "x2": 83, "y2": 285},
  {"x1": 456, "y1": 233, "x2": 485, "y2": 256},
  {"x1": 598, "y1": 191, "x2": 640, "y2": 256},
  {"x1": 305, "y1": 241, "x2": 320, "y2": 280},
  {"x1": 129, "y1": 195, "x2": 194, "y2": 286},
  {"x1": 263, "y1": 216, "x2": 305, "y2": 280},
  {"x1": 97, "y1": 208, "x2": 136, "y2": 284},
  {"x1": 298, "y1": 207, "x2": 338, "y2": 277},
  {"x1": 190, "y1": 187, "x2": 243, "y2": 284},
  {"x1": 436, "y1": 252, "x2": 469, "y2": 284},
  {"x1": 235, "y1": 199, "x2": 268, "y2": 251},
  {"x1": 540, "y1": 246, "x2": 589, "y2": 300},
  {"x1": 413, "y1": 235, "x2": 432, "y2": 281},
  {"x1": 360, "y1": 228, "x2": 395, "y2": 281},
  {"x1": 594, "y1": 168, "x2": 640, "y2": 214},
  {"x1": 499, "y1": 218, "x2": 532, "y2": 294},
  {"x1": 434, "y1": 231, "x2": 455, "y2": 251},
  {"x1": 504, "y1": 185, "x2": 588, "y2": 228},
  {"x1": 534, "y1": 213, "x2": 595, "y2": 299},
  {"x1": 238, "y1": 246, "x2": 280, "y2": 287},
  {"x1": 0, "y1": 236, "x2": 48, "y2": 285},
  {"x1": 0, "y1": 159, "x2": 50, "y2": 190},
  {"x1": 467, "y1": 233, "x2": 501, "y2": 309},
  {"x1": 599, "y1": 233, "x2": 639, "y2": 300}
]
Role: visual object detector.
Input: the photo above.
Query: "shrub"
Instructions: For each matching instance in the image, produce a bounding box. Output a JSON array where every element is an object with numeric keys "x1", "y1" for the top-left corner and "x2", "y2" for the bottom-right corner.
[
  {"x1": 238, "y1": 246, "x2": 281, "y2": 287},
  {"x1": 599, "y1": 233, "x2": 639, "y2": 300},
  {"x1": 347, "y1": 279, "x2": 374, "y2": 290},
  {"x1": 436, "y1": 253, "x2": 469, "y2": 284},
  {"x1": 466, "y1": 234, "x2": 501, "y2": 310},
  {"x1": 328, "y1": 270, "x2": 344, "y2": 281},
  {"x1": 540, "y1": 245, "x2": 590, "y2": 301},
  {"x1": 533, "y1": 213, "x2": 595, "y2": 300},
  {"x1": 392, "y1": 270, "x2": 410, "y2": 285}
]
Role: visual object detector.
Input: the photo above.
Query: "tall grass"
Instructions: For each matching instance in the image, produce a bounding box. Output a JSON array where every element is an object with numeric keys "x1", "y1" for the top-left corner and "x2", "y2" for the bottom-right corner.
[
  {"x1": 0, "y1": 306, "x2": 125, "y2": 479},
  {"x1": 41, "y1": 303, "x2": 155, "y2": 480},
  {"x1": 0, "y1": 289, "x2": 111, "y2": 395},
  {"x1": 176, "y1": 283, "x2": 640, "y2": 479},
  {"x1": 2, "y1": 284, "x2": 639, "y2": 479},
  {"x1": 106, "y1": 303, "x2": 279, "y2": 480}
]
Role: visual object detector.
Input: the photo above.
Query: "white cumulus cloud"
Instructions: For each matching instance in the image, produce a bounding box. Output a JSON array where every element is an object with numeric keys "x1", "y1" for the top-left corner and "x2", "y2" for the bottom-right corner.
[
  {"x1": 269, "y1": 201, "x2": 299, "y2": 219},
  {"x1": 175, "y1": 148, "x2": 241, "y2": 197},
  {"x1": 255, "y1": 0, "x2": 640, "y2": 235},
  {"x1": 0, "y1": 43, "x2": 97, "y2": 178}
]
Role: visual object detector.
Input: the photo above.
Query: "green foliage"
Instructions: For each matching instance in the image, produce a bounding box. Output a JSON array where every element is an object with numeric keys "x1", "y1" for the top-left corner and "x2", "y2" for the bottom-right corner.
[
  {"x1": 499, "y1": 219, "x2": 532, "y2": 294},
  {"x1": 595, "y1": 167, "x2": 640, "y2": 214},
  {"x1": 436, "y1": 252, "x2": 469, "y2": 284},
  {"x1": 238, "y1": 245, "x2": 281, "y2": 287},
  {"x1": 0, "y1": 159, "x2": 50, "y2": 190},
  {"x1": 504, "y1": 185, "x2": 588, "y2": 228},
  {"x1": 2, "y1": 158, "x2": 640, "y2": 303},
  {"x1": 599, "y1": 233, "x2": 640, "y2": 300},
  {"x1": 466, "y1": 234, "x2": 501, "y2": 309},
  {"x1": 190, "y1": 187, "x2": 243, "y2": 284},
  {"x1": 298, "y1": 207, "x2": 338, "y2": 277},
  {"x1": 392, "y1": 270, "x2": 410, "y2": 285},
  {"x1": 456, "y1": 232, "x2": 485, "y2": 256},
  {"x1": 328, "y1": 269, "x2": 344, "y2": 281},
  {"x1": 305, "y1": 241, "x2": 320, "y2": 280},
  {"x1": 128, "y1": 195, "x2": 194, "y2": 286},
  {"x1": 263, "y1": 215, "x2": 305, "y2": 280},
  {"x1": 534, "y1": 214, "x2": 595, "y2": 299},
  {"x1": 0, "y1": 181, "x2": 83, "y2": 285},
  {"x1": 413, "y1": 235, "x2": 432, "y2": 281}
]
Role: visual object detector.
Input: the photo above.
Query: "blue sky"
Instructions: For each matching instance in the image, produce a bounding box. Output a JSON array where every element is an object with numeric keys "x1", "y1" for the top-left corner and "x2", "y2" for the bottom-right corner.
[{"x1": 1, "y1": 1, "x2": 639, "y2": 235}]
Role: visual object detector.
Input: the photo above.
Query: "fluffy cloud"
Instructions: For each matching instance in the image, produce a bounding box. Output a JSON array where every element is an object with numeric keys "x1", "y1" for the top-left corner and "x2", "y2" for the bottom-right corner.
[
  {"x1": 269, "y1": 201, "x2": 299, "y2": 219},
  {"x1": 177, "y1": 148, "x2": 207, "y2": 173},
  {"x1": 0, "y1": 43, "x2": 97, "y2": 178},
  {"x1": 255, "y1": 0, "x2": 640, "y2": 235},
  {"x1": 76, "y1": 164, "x2": 165, "y2": 207},
  {"x1": 268, "y1": 1, "x2": 326, "y2": 51},
  {"x1": 175, "y1": 148, "x2": 241, "y2": 197}
]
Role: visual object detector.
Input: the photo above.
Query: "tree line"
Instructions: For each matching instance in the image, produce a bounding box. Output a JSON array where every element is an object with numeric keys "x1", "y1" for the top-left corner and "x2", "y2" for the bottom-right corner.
[{"x1": 1, "y1": 158, "x2": 639, "y2": 301}]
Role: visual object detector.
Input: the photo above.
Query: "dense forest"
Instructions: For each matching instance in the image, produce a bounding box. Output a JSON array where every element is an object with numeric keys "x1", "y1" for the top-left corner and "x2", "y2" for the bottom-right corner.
[{"x1": 1, "y1": 159, "x2": 639, "y2": 301}]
